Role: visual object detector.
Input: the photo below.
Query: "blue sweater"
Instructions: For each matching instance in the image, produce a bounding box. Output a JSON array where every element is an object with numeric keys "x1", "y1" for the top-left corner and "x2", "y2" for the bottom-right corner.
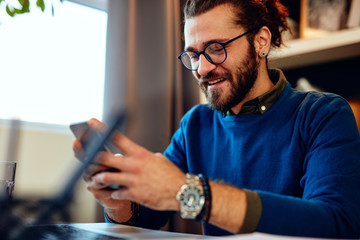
[{"x1": 121, "y1": 83, "x2": 360, "y2": 238}]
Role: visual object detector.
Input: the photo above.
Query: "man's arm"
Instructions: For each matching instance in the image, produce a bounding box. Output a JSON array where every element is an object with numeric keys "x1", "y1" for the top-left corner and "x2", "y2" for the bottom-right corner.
[
  {"x1": 206, "y1": 181, "x2": 247, "y2": 233},
  {"x1": 255, "y1": 95, "x2": 360, "y2": 238},
  {"x1": 81, "y1": 119, "x2": 252, "y2": 232}
]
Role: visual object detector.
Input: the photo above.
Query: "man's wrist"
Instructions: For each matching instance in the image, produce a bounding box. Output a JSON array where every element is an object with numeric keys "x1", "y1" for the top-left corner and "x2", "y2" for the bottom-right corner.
[
  {"x1": 104, "y1": 208, "x2": 122, "y2": 223},
  {"x1": 104, "y1": 201, "x2": 140, "y2": 225}
]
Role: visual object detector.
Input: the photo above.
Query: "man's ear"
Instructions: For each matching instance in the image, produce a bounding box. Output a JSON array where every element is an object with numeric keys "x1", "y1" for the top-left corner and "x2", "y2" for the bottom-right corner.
[{"x1": 254, "y1": 26, "x2": 272, "y2": 58}]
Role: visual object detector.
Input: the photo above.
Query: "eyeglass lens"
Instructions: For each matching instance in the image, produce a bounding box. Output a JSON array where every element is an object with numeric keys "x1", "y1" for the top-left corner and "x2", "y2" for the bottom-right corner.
[{"x1": 180, "y1": 42, "x2": 226, "y2": 70}]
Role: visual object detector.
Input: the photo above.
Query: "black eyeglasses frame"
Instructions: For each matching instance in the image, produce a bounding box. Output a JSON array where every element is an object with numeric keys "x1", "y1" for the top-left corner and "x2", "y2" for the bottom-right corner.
[{"x1": 177, "y1": 28, "x2": 257, "y2": 71}]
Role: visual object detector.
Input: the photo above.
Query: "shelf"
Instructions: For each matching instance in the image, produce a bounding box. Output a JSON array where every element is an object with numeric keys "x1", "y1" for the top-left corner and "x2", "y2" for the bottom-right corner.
[{"x1": 269, "y1": 27, "x2": 360, "y2": 70}]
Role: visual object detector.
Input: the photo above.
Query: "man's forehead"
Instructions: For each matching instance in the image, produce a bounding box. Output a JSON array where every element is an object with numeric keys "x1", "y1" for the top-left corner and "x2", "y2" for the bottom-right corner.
[{"x1": 183, "y1": 4, "x2": 242, "y2": 49}]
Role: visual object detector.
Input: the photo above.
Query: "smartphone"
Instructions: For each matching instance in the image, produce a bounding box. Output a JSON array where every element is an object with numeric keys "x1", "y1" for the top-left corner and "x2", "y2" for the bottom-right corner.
[
  {"x1": 70, "y1": 121, "x2": 109, "y2": 152},
  {"x1": 70, "y1": 121, "x2": 123, "y2": 190}
]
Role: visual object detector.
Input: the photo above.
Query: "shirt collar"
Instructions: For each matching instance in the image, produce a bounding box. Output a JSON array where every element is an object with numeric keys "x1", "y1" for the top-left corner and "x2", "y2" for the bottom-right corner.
[{"x1": 225, "y1": 69, "x2": 287, "y2": 116}]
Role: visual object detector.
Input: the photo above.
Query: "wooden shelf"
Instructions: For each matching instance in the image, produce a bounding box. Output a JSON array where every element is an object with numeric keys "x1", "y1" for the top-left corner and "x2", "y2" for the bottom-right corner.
[{"x1": 269, "y1": 27, "x2": 360, "y2": 70}]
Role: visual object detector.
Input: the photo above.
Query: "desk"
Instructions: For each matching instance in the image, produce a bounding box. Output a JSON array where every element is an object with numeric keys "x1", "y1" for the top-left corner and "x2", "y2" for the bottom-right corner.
[
  {"x1": 14, "y1": 223, "x2": 208, "y2": 240},
  {"x1": 65, "y1": 223, "x2": 206, "y2": 239},
  {"x1": 16, "y1": 223, "x2": 329, "y2": 240}
]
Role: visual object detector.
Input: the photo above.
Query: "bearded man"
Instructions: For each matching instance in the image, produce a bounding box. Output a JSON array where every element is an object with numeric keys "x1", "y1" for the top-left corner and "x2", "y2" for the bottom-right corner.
[{"x1": 74, "y1": 0, "x2": 360, "y2": 238}]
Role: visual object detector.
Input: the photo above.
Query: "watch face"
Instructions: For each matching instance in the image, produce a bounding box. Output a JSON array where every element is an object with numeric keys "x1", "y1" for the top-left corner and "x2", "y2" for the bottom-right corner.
[{"x1": 179, "y1": 186, "x2": 204, "y2": 211}]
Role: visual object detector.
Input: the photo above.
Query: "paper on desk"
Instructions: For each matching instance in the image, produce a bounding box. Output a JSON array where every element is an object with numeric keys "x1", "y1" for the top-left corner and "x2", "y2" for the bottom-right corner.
[{"x1": 222, "y1": 232, "x2": 329, "y2": 239}]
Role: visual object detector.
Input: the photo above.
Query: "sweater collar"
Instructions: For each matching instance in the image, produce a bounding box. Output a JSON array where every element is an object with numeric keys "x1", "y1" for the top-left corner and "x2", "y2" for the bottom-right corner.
[{"x1": 225, "y1": 69, "x2": 287, "y2": 116}]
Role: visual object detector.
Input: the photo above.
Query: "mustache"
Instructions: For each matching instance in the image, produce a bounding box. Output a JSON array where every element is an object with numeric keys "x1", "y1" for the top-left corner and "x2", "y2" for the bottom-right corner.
[{"x1": 200, "y1": 71, "x2": 230, "y2": 82}]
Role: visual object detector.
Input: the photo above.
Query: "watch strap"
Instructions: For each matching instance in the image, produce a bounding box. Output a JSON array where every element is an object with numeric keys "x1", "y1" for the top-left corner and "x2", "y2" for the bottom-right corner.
[{"x1": 197, "y1": 174, "x2": 212, "y2": 222}]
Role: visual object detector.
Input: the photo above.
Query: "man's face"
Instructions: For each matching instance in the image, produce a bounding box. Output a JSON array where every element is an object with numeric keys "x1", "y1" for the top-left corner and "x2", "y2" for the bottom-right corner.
[{"x1": 184, "y1": 4, "x2": 259, "y2": 112}]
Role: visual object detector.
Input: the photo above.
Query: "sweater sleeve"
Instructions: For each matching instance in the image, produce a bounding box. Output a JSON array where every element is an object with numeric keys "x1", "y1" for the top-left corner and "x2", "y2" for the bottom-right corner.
[{"x1": 256, "y1": 94, "x2": 360, "y2": 238}]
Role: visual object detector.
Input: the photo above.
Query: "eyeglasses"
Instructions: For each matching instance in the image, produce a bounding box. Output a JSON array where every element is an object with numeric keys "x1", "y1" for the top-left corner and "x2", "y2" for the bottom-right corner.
[{"x1": 178, "y1": 29, "x2": 255, "y2": 71}]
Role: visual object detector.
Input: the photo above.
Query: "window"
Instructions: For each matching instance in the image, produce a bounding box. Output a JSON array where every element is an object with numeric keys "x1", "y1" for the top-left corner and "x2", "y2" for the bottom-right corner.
[{"x1": 0, "y1": 0, "x2": 107, "y2": 126}]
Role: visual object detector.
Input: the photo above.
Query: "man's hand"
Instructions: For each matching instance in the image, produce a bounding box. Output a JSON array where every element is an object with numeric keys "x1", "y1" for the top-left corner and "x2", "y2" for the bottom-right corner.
[
  {"x1": 73, "y1": 118, "x2": 247, "y2": 233},
  {"x1": 73, "y1": 118, "x2": 185, "y2": 212}
]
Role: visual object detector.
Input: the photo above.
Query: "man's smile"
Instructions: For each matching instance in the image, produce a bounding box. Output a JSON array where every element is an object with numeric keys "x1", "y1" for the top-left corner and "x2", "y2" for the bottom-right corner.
[{"x1": 207, "y1": 77, "x2": 226, "y2": 85}]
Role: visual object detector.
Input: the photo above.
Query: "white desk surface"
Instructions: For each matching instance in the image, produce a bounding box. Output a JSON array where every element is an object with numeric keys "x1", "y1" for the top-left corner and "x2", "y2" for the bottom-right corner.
[{"x1": 71, "y1": 223, "x2": 330, "y2": 240}]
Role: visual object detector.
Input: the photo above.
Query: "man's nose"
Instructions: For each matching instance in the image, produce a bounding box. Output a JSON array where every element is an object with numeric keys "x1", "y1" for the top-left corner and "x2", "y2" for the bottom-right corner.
[{"x1": 197, "y1": 54, "x2": 216, "y2": 77}]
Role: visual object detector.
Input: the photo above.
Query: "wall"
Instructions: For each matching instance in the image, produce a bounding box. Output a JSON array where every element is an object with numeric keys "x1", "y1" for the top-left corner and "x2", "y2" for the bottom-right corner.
[{"x1": 0, "y1": 119, "x2": 98, "y2": 223}]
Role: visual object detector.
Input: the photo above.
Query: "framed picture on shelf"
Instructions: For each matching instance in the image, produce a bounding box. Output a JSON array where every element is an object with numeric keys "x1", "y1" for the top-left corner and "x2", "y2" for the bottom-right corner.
[
  {"x1": 347, "y1": 0, "x2": 360, "y2": 28},
  {"x1": 300, "y1": 0, "x2": 351, "y2": 38}
]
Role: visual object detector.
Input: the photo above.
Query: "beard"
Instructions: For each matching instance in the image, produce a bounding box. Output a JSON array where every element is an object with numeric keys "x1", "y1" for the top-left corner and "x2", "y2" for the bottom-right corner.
[{"x1": 199, "y1": 46, "x2": 258, "y2": 113}]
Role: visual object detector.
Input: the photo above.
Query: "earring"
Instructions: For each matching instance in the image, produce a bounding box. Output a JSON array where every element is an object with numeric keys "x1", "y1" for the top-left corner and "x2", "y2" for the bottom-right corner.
[{"x1": 261, "y1": 52, "x2": 267, "y2": 57}]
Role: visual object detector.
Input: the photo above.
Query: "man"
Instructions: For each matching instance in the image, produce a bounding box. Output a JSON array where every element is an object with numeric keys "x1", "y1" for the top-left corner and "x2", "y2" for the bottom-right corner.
[{"x1": 73, "y1": 0, "x2": 360, "y2": 238}]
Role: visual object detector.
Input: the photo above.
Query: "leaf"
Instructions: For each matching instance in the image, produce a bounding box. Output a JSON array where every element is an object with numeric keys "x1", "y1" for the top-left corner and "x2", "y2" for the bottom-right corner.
[
  {"x1": 5, "y1": 5, "x2": 15, "y2": 17},
  {"x1": 23, "y1": 0, "x2": 30, "y2": 13},
  {"x1": 5, "y1": 3, "x2": 26, "y2": 16},
  {"x1": 18, "y1": 0, "x2": 30, "y2": 13},
  {"x1": 2, "y1": 0, "x2": 62, "y2": 17},
  {"x1": 36, "y1": 0, "x2": 45, "y2": 12}
]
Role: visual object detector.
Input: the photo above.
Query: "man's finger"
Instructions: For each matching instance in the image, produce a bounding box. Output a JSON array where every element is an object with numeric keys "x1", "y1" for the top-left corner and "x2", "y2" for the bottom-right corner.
[
  {"x1": 87, "y1": 179, "x2": 111, "y2": 190},
  {"x1": 88, "y1": 118, "x2": 108, "y2": 133},
  {"x1": 83, "y1": 163, "x2": 108, "y2": 181},
  {"x1": 92, "y1": 171, "x2": 135, "y2": 190},
  {"x1": 110, "y1": 131, "x2": 147, "y2": 156},
  {"x1": 97, "y1": 152, "x2": 139, "y2": 173},
  {"x1": 111, "y1": 188, "x2": 131, "y2": 200},
  {"x1": 73, "y1": 139, "x2": 85, "y2": 160}
]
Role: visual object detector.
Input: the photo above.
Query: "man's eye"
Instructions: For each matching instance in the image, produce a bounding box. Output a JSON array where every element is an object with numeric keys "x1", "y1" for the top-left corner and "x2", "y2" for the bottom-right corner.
[
  {"x1": 188, "y1": 53, "x2": 198, "y2": 60},
  {"x1": 207, "y1": 43, "x2": 224, "y2": 54}
]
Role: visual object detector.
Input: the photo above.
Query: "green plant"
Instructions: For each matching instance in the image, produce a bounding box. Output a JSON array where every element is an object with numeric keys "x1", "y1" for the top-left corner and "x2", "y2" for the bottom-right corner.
[{"x1": 0, "y1": 0, "x2": 63, "y2": 17}]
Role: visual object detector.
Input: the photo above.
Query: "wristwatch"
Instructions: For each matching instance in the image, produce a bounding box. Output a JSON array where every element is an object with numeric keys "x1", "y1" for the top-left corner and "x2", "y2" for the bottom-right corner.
[{"x1": 176, "y1": 173, "x2": 205, "y2": 219}]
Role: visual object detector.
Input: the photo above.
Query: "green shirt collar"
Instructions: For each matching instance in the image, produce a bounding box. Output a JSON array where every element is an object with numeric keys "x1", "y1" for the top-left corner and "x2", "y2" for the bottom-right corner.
[{"x1": 225, "y1": 69, "x2": 287, "y2": 116}]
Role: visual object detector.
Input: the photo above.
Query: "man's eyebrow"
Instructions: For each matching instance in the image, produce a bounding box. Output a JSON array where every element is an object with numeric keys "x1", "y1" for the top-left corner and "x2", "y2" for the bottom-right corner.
[
  {"x1": 184, "y1": 46, "x2": 196, "y2": 52},
  {"x1": 184, "y1": 38, "x2": 230, "y2": 52}
]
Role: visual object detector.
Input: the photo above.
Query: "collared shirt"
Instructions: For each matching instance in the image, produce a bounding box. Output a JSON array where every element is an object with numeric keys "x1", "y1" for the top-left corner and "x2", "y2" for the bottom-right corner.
[
  {"x1": 225, "y1": 69, "x2": 287, "y2": 116},
  {"x1": 224, "y1": 69, "x2": 288, "y2": 233}
]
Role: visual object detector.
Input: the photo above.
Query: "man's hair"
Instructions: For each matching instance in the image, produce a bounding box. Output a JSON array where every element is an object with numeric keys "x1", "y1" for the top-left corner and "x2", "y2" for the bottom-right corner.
[{"x1": 183, "y1": 0, "x2": 290, "y2": 48}]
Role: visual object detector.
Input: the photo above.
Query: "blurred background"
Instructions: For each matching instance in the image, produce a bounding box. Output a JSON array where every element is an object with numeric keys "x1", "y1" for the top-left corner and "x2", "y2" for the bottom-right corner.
[{"x1": 0, "y1": 0, "x2": 359, "y2": 234}]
